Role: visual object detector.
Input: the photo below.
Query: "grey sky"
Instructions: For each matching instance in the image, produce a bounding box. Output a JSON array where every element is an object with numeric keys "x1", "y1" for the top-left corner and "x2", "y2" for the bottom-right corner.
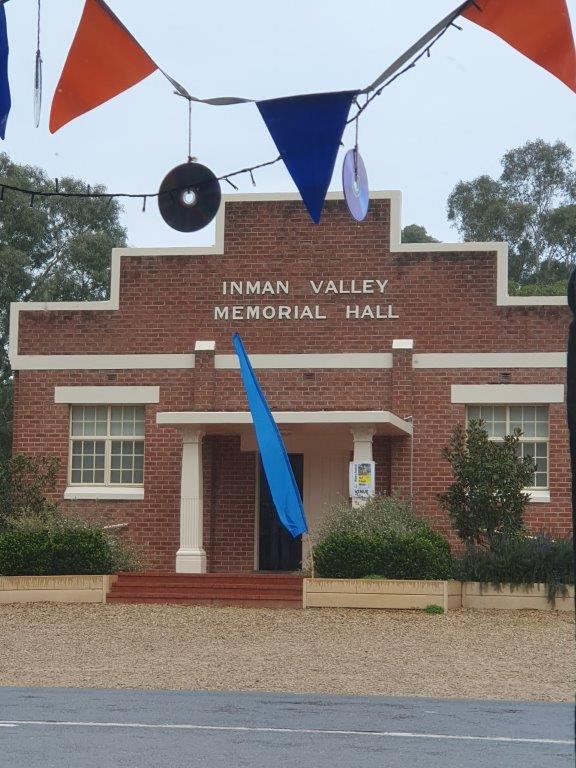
[{"x1": 4, "y1": 0, "x2": 576, "y2": 247}]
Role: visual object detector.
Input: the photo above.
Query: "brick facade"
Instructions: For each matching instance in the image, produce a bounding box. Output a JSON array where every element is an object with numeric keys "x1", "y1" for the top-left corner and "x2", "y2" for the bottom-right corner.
[{"x1": 10, "y1": 194, "x2": 572, "y2": 570}]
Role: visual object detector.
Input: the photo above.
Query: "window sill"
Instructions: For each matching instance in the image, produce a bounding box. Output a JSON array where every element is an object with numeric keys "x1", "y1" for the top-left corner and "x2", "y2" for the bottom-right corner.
[
  {"x1": 64, "y1": 487, "x2": 144, "y2": 501},
  {"x1": 527, "y1": 490, "x2": 550, "y2": 503}
]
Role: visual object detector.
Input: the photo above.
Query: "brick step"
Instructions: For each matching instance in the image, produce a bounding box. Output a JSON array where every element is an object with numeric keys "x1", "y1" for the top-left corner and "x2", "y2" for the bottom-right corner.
[
  {"x1": 118, "y1": 571, "x2": 303, "y2": 581},
  {"x1": 107, "y1": 571, "x2": 304, "y2": 608},
  {"x1": 112, "y1": 577, "x2": 303, "y2": 590},
  {"x1": 106, "y1": 595, "x2": 302, "y2": 608},
  {"x1": 108, "y1": 587, "x2": 302, "y2": 600}
]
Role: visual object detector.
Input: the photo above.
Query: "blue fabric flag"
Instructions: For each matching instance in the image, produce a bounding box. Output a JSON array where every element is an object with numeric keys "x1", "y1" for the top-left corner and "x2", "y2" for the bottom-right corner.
[
  {"x1": 0, "y1": 4, "x2": 10, "y2": 140},
  {"x1": 257, "y1": 90, "x2": 357, "y2": 223},
  {"x1": 233, "y1": 333, "x2": 308, "y2": 538}
]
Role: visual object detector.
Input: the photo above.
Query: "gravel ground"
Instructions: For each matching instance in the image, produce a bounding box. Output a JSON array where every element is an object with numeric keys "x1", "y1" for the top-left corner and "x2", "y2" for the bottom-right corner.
[{"x1": 0, "y1": 604, "x2": 573, "y2": 701}]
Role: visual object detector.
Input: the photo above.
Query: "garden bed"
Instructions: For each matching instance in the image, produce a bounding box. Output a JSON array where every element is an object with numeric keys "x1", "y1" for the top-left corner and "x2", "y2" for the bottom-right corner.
[
  {"x1": 304, "y1": 578, "x2": 574, "y2": 612},
  {"x1": 304, "y1": 578, "x2": 461, "y2": 611},
  {"x1": 462, "y1": 582, "x2": 574, "y2": 611},
  {"x1": 0, "y1": 575, "x2": 117, "y2": 604}
]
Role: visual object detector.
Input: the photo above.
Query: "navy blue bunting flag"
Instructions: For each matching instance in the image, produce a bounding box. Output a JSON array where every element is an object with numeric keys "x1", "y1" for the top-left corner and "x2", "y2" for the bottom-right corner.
[
  {"x1": 257, "y1": 90, "x2": 357, "y2": 223},
  {"x1": 0, "y1": 4, "x2": 10, "y2": 139}
]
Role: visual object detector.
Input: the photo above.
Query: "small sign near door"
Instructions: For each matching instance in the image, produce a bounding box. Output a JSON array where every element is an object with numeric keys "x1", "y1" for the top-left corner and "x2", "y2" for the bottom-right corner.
[{"x1": 349, "y1": 461, "x2": 376, "y2": 501}]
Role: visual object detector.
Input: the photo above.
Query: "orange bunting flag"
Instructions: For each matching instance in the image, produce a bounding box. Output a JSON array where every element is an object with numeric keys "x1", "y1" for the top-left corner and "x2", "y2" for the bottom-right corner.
[
  {"x1": 50, "y1": 0, "x2": 158, "y2": 132},
  {"x1": 462, "y1": 0, "x2": 576, "y2": 92}
]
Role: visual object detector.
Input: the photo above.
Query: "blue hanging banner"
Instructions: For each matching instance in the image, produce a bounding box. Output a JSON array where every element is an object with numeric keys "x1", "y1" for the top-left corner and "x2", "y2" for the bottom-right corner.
[
  {"x1": 232, "y1": 332, "x2": 308, "y2": 538},
  {"x1": 257, "y1": 90, "x2": 357, "y2": 223},
  {"x1": 0, "y1": 3, "x2": 10, "y2": 139}
]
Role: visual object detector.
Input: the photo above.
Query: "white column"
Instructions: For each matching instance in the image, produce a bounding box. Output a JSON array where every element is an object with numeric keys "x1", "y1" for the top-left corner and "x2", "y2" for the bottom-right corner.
[
  {"x1": 175, "y1": 428, "x2": 207, "y2": 573},
  {"x1": 350, "y1": 426, "x2": 376, "y2": 508}
]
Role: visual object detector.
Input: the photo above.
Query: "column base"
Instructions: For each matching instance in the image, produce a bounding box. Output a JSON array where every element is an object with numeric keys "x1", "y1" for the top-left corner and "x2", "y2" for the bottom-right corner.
[{"x1": 175, "y1": 548, "x2": 207, "y2": 573}]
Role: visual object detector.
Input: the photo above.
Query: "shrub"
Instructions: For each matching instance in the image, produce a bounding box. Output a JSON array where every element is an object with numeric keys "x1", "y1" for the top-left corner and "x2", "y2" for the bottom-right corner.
[
  {"x1": 314, "y1": 530, "x2": 453, "y2": 580},
  {"x1": 438, "y1": 421, "x2": 534, "y2": 548},
  {"x1": 0, "y1": 520, "x2": 139, "y2": 576},
  {"x1": 314, "y1": 494, "x2": 431, "y2": 541},
  {"x1": 453, "y1": 533, "x2": 574, "y2": 600},
  {"x1": 0, "y1": 453, "x2": 60, "y2": 529}
]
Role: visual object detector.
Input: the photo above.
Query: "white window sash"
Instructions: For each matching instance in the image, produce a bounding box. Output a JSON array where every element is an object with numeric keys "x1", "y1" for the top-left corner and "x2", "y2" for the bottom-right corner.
[
  {"x1": 465, "y1": 405, "x2": 549, "y2": 492},
  {"x1": 68, "y1": 406, "x2": 145, "y2": 488}
]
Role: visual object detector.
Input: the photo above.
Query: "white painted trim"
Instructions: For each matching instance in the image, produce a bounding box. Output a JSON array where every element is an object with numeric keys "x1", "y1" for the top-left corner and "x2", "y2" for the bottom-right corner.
[
  {"x1": 55, "y1": 386, "x2": 160, "y2": 404},
  {"x1": 214, "y1": 353, "x2": 393, "y2": 369},
  {"x1": 414, "y1": 353, "x2": 566, "y2": 369},
  {"x1": 9, "y1": 191, "x2": 566, "y2": 368},
  {"x1": 392, "y1": 339, "x2": 414, "y2": 350},
  {"x1": 13, "y1": 354, "x2": 195, "y2": 371},
  {"x1": 156, "y1": 410, "x2": 413, "y2": 435},
  {"x1": 194, "y1": 341, "x2": 216, "y2": 352},
  {"x1": 527, "y1": 490, "x2": 551, "y2": 504},
  {"x1": 451, "y1": 384, "x2": 565, "y2": 404},
  {"x1": 64, "y1": 487, "x2": 144, "y2": 501}
]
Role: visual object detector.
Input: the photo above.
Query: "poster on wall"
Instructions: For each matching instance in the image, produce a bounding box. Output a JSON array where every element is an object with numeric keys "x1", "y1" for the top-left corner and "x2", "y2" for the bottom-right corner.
[{"x1": 349, "y1": 461, "x2": 376, "y2": 501}]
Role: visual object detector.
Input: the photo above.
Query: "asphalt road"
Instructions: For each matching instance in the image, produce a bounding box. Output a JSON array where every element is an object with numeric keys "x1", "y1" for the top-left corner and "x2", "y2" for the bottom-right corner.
[{"x1": 0, "y1": 687, "x2": 573, "y2": 768}]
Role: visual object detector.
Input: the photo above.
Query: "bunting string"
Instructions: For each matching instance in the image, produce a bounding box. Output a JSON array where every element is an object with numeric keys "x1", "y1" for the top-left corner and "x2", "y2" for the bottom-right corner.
[
  {"x1": 0, "y1": 1, "x2": 469, "y2": 206},
  {"x1": 0, "y1": 0, "x2": 574, "y2": 223}
]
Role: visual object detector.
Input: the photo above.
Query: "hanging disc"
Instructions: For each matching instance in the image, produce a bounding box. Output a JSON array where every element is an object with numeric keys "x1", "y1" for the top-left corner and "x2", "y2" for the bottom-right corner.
[
  {"x1": 158, "y1": 162, "x2": 221, "y2": 232},
  {"x1": 342, "y1": 148, "x2": 369, "y2": 222}
]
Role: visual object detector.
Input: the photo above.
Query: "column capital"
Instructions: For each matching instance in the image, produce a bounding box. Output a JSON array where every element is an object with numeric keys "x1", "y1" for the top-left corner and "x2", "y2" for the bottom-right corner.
[
  {"x1": 182, "y1": 428, "x2": 205, "y2": 444},
  {"x1": 350, "y1": 425, "x2": 376, "y2": 443}
]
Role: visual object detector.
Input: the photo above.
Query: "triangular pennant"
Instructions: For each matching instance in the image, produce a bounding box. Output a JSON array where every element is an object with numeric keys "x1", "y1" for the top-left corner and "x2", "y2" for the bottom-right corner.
[
  {"x1": 257, "y1": 91, "x2": 357, "y2": 223},
  {"x1": 462, "y1": 0, "x2": 576, "y2": 92},
  {"x1": 0, "y1": 4, "x2": 10, "y2": 140},
  {"x1": 50, "y1": 0, "x2": 158, "y2": 133}
]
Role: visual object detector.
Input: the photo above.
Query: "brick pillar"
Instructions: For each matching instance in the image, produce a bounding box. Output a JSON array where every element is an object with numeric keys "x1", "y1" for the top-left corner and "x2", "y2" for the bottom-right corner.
[
  {"x1": 390, "y1": 339, "x2": 414, "y2": 501},
  {"x1": 193, "y1": 340, "x2": 216, "y2": 410}
]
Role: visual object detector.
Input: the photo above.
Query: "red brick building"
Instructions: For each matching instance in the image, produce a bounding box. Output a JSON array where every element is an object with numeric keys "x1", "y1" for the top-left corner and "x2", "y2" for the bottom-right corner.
[{"x1": 9, "y1": 192, "x2": 571, "y2": 572}]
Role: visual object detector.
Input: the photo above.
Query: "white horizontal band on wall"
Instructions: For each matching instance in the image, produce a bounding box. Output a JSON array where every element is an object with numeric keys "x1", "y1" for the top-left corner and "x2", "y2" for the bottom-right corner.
[
  {"x1": 55, "y1": 386, "x2": 160, "y2": 404},
  {"x1": 414, "y1": 352, "x2": 566, "y2": 369},
  {"x1": 214, "y1": 353, "x2": 394, "y2": 369},
  {"x1": 63, "y1": 487, "x2": 144, "y2": 501},
  {"x1": 451, "y1": 384, "x2": 565, "y2": 404},
  {"x1": 13, "y1": 354, "x2": 195, "y2": 371}
]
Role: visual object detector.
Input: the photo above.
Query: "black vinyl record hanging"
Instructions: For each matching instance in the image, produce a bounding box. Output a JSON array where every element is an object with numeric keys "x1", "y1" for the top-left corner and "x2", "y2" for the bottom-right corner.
[{"x1": 157, "y1": 161, "x2": 221, "y2": 232}]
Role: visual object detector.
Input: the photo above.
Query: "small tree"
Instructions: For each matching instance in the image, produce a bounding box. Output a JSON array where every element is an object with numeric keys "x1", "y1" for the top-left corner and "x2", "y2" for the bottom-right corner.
[{"x1": 438, "y1": 421, "x2": 535, "y2": 549}]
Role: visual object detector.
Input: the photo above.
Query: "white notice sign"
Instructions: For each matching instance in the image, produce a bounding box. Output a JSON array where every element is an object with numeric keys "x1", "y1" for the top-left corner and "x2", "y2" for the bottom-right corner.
[{"x1": 349, "y1": 461, "x2": 376, "y2": 500}]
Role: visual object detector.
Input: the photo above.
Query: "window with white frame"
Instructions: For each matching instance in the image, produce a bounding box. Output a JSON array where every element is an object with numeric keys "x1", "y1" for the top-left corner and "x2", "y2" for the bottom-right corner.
[
  {"x1": 69, "y1": 406, "x2": 145, "y2": 486},
  {"x1": 466, "y1": 405, "x2": 548, "y2": 489}
]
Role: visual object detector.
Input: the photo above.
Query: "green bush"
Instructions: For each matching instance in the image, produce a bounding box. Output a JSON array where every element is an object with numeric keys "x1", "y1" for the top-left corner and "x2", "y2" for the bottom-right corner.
[
  {"x1": 0, "y1": 522, "x2": 138, "y2": 576},
  {"x1": 0, "y1": 453, "x2": 60, "y2": 529},
  {"x1": 314, "y1": 494, "x2": 431, "y2": 541},
  {"x1": 314, "y1": 530, "x2": 453, "y2": 580},
  {"x1": 439, "y1": 421, "x2": 534, "y2": 548},
  {"x1": 453, "y1": 533, "x2": 574, "y2": 600}
]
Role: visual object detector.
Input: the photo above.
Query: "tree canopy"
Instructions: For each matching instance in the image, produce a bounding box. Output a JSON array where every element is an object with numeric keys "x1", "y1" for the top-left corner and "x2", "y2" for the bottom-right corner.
[
  {"x1": 0, "y1": 153, "x2": 127, "y2": 457},
  {"x1": 401, "y1": 224, "x2": 439, "y2": 244},
  {"x1": 447, "y1": 139, "x2": 576, "y2": 290}
]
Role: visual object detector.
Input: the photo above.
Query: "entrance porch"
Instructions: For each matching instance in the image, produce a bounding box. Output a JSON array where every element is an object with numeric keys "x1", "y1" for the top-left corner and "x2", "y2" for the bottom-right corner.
[{"x1": 156, "y1": 410, "x2": 413, "y2": 573}]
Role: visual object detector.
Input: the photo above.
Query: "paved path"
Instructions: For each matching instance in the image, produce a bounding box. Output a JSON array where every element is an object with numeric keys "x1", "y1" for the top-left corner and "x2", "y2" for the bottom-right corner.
[{"x1": 0, "y1": 687, "x2": 573, "y2": 767}]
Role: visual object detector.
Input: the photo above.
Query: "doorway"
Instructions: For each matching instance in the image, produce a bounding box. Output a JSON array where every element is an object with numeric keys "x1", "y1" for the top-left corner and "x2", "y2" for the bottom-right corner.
[{"x1": 258, "y1": 453, "x2": 303, "y2": 571}]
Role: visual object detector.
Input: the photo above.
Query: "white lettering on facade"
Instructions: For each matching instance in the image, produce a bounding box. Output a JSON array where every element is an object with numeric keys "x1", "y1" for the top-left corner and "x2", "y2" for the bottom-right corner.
[
  {"x1": 214, "y1": 305, "x2": 327, "y2": 321},
  {"x1": 222, "y1": 280, "x2": 290, "y2": 296},
  {"x1": 216, "y1": 278, "x2": 396, "y2": 322},
  {"x1": 346, "y1": 304, "x2": 399, "y2": 320}
]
